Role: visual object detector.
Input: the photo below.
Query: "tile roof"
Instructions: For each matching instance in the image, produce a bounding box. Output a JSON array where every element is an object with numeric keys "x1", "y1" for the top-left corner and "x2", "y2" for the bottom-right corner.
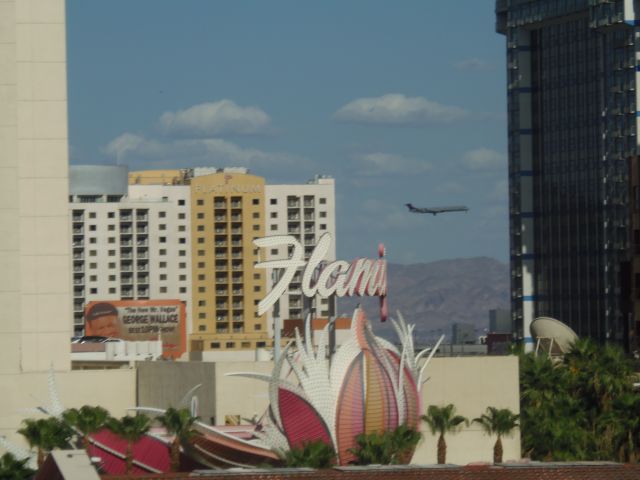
[{"x1": 100, "y1": 462, "x2": 640, "y2": 480}]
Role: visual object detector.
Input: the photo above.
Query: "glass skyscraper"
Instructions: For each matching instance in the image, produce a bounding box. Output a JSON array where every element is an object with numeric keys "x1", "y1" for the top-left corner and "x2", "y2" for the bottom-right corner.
[{"x1": 496, "y1": 0, "x2": 639, "y2": 350}]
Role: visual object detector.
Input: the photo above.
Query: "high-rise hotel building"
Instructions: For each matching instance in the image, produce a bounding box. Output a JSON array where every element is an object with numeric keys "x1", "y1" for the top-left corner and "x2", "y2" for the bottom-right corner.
[
  {"x1": 495, "y1": 0, "x2": 640, "y2": 349},
  {"x1": 69, "y1": 166, "x2": 336, "y2": 353}
]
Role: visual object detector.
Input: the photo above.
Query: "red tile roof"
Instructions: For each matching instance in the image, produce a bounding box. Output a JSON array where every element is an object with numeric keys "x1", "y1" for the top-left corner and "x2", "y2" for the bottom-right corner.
[{"x1": 100, "y1": 462, "x2": 640, "y2": 480}]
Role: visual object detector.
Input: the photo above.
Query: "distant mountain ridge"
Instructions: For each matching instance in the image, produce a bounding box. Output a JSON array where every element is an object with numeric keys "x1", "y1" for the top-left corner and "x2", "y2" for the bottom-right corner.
[{"x1": 336, "y1": 257, "x2": 510, "y2": 344}]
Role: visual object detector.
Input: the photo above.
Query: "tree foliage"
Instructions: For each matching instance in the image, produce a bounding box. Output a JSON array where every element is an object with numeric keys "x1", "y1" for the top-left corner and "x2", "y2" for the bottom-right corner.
[
  {"x1": 106, "y1": 414, "x2": 151, "y2": 474},
  {"x1": 17, "y1": 417, "x2": 73, "y2": 468},
  {"x1": 349, "y1": 424, "x2": 421, "y2": 465},
  {"x1": 63, "y1": 405, "x2": 109, "y2": 453},
  {"x1": 473, "y1": 407, "x2": 519, "y2": 464},
  {"x1": 520, "y1": 339, "x2": 640, "y2": 462},
  {"x1": 422, "y1": 404, "x2": 468, "y2": 464},
  {"x1": 0, "y1": 452, "x2": 35, "y2": 480},
  {"x1": 157, "y1": 407, "x2": 199, "y2": 472},
  {"x1": 280, "y1": 440, "x2": 336, "y2": 468}
]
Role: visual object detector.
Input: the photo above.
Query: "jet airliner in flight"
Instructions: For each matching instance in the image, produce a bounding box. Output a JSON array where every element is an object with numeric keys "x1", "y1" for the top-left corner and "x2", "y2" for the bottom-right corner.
[{"x1": 405, "y1": 203, "x2": 469, "y2": 215}]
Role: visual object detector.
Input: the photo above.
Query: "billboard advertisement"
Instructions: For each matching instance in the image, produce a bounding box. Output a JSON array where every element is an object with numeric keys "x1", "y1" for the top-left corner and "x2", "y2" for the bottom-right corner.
[{"x1": 84, "y1": 300, "x2": 186, "y2": 359}]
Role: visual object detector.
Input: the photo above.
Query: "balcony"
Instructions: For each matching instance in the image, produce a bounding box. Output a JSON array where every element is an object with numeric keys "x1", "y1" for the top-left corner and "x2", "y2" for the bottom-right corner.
[
  {"x1": 216, "y1": 316, "x2": 228, "y2": 323},
  {"x1": 120, "y1": 215, "x2": 132, "y2": 222},
  {"x1": 231, "y1": 264, "x2": 242, "y2": 271},
  {"x1": 215, "y1": 253, "x2": 227, "y2": 259},
  {"x1": 137, "y1": 250, "x2": 148, "y2": 259},
  {"x1": 231, "y1": 239, "x2": 242, "y2": 246},
  {"x1": 304, "y1": 227, "x2": 314, "y2": 234},
  {"x1": 72, "y1": 240, "x2": 84, "y2": 247},
  {"x1": 215, "y1": 228, "x2": 227, "y2": 234},
  {"x1": 73, "y1": 265, "x2": 84, "y2": 273},
  {"x1": 232, "y1": 326, "x2": 244, "y2": 333},
  {"x1": 231, "y1": 251, "x2": 242, "y2": 259},
  {"x1": 72, "y1": 227, "x2": 84, "y2": 235},
  {"x1": 232, "y1": 315, "x2": 243, "y2": 322},
  {"x1": 121, "y1": 240, "x2": 133, "y2": 247},
  {"x1": 303, "y1": 200, "x2": 314, "y2": 207},
  {"x1": 137, "y1": 276, "x2": 149, "y2": 284},
  {"x1": 232, "y1": 289, "x2": 243, "y2": 295},
  {"x1": 230, "y1": 215, "x2": 241, "y2": 222},
  {"x1": 121, "y1": 227, "x2": 132, "y2": 234},
  {"x1": 287, "y1": 200, "x2": 300, "y2": 208},
  {"x1": 216, "y1": 303, "x2": 228, "y2": 310},
  {"x1": 216, "y1": 278, "x2": 227, "y2": 285},
  {"x1": 214, "y1": 202, "x2": 226, "y2": 209},
  {"x1": 136, "y1": 240, "x2": 148, "y2": 247},
  {"x1": 304, "y1": 236, "x2": 315, "y2": 246},
  {"x1": 232, "y1": 276, "x2": 243, "y2": 284},
  {"x1": 215, "y1": 265, "x2": 228, "y2": 272},
  {"x1": 72, "y1": 213, "x2": 84, "y2": 222},
  {"x1": 137, "y1": 289, "x2": 149, "y2": 297},
  {"x1": 288, "y1": 227, "x2": 300, "y2": 234},
  {"x1": 136, "y1": 214, "x2": 148, "y2": 222},
  {"x1": 216, "y1": 289, "x2": 228, "y2": 296},
  {"x1": 230, "y1": 201, "x2": 242, "y2": 208},
  {"x1": 231, "y1": 228, "x2": 242, "y2": 234},
  {"x1": 73, "y1": 253, "x2": 83, "y2": 260},
  {"x1": 73, "y1": 278, "x2": 84, "y2": 285},
  {"x1": 73, "y1": 289, "x2": 84, "y2": 297},
  {"x1": 304, "y1": 214, "x2": 314, "y2": 221},
  {"x1": 136, "y1": 227, "x2": 148, "y2": 234},
  {"x1": 287, "y1": 214, "x2": 300, "y2": 221},
  {"x1": 73, "y1": 302, "x2": 84, "y2": 312},
  {"x1": 215, "y1": 241, "x2": 227, "y2": 247},
  {"x1": 121, "y1": 276, "x2": 133, "y2": 285},
  {"x1": 232, "y1": 302, "x2": 243, "y2": 309}
]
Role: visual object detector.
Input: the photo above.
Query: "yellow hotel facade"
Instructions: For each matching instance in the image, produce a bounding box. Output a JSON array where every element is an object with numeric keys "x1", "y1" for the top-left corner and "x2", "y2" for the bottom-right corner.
[{"x1": 127, "y1": 168, "x2": 270, "y2": 352}]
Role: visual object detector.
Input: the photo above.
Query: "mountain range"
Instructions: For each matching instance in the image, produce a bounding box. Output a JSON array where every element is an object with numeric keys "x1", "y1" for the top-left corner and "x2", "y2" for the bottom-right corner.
[{"x1": 336, "y1": 257, "x2": 510, "y2": 344}]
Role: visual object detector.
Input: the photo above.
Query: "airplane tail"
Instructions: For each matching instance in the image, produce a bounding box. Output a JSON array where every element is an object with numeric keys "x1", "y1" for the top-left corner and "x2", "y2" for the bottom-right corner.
[{"x1": 405, "y1": 203, "x2": 414, "y2": 210}]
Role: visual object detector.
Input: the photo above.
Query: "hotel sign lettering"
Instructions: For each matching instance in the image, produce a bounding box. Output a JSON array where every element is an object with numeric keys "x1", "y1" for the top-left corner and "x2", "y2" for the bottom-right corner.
[{"x1": 253, "y1": 233, "x2": 388, "y2": 320}]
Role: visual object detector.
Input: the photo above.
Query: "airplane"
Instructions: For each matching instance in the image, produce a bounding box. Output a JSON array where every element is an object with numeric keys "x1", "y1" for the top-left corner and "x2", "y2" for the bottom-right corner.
[{"x1": 405, "y1": 203, "x2": 469, "y2": 215}]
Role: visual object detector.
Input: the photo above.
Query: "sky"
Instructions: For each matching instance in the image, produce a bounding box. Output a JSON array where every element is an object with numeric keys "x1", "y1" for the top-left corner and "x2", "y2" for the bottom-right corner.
[{"x1": 66, "y1": 0, "x2": 508, "y2": 264}]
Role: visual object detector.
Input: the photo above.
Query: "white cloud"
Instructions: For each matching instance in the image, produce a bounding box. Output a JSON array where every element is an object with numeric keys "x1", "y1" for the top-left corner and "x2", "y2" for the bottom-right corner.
[
  {"x1": 462, "y1": 147, "x2": 507, "y2": 171},
  {"x1": 159, "y1": 99, "x2": 271, "y2": 136},
  {"x1": 104, "y1": 133, "x2": 304, "y2": 169},
  {"x1": 334, "y1": 93, "x2": 469, "y2": 126},
  {"x1": 354, "y1": 152, "x2": 431, "y2": 176},
  {"x1": 453, "y1": 58, "x2": 491, "y2": 71}
]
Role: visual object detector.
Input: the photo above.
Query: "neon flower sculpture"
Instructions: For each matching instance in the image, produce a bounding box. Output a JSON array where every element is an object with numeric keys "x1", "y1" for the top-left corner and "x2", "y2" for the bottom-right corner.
[{"x1": 231, "y1": 307, "x2": 441, "y2": 465}]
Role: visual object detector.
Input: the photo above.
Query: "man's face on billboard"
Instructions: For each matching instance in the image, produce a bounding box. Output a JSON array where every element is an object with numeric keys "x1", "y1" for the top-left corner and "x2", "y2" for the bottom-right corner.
[{"x1": 90, "y1": 314, "x2": 120, "y2": 338}]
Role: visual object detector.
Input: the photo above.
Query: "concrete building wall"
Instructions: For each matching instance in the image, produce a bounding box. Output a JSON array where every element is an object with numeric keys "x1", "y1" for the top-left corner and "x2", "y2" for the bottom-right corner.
[
  {"x1": 0, "y1": 369, "x2": 136, "y2": 446},
  {"x1": 413, "y1": 356, "x2": 521, "y2": 464},
  {"x1": 0, "y1": 0, "x2": 71, "y2": 373}
]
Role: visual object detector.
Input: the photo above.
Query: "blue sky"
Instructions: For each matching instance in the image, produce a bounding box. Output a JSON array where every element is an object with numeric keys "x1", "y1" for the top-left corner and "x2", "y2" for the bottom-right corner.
[{"x1": 66, "y1": 0, "x2": 507, "y2": 264}]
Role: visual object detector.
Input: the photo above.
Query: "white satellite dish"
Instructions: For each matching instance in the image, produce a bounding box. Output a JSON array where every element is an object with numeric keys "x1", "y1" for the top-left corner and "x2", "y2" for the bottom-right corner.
[{"x1": 530, "y1": 316, "x2": 579, "y2": 355}]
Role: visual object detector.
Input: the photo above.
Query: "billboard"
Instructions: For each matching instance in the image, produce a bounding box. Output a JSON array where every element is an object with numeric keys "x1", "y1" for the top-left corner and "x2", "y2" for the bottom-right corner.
[{"x1": 84, "y1": 300, "x2": 186, "y2": 359}]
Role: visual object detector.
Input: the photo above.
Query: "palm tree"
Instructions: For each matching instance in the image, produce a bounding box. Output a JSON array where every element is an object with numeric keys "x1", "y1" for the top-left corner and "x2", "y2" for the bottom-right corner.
[
  {"x1": 473, "y1": 407, "x2": 519, "y2": 464},
  {"x1": 280, "y1": 440, "x2": 336, "y2": 468},
  {"x1": 422, "y1": 404, "x2": 468, "y2": 464},
  {"x1": 18, "y1": 417, "x2": 73, "y2": 468},
  {"x1": 157, "y1": 407, "x2": 199, "y2": 472},
  {"x1": 106, "y1": 414, "x2": 151, "y2": 474},
  {"x1": 0, "y1": 452, "x2": 34, "y2": 480},
  {"x1": 63, "y1": 405, "x2": 109, "y2": 454}
]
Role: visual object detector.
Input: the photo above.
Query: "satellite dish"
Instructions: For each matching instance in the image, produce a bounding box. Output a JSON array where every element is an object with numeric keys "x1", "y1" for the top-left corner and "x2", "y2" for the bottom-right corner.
[{"x1": 530, "y1": 316, "x2": 579, "y2": 355}]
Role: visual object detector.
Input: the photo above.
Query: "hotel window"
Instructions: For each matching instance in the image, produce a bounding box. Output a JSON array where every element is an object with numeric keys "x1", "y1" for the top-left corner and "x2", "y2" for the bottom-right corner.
[
  {"x1": 211, "y1": 342, "x2": 220, "y2": 348},
  {"x1": 179, "y1": 287, "x2": 187, "y2": 293},
  {"x1": 159, "y1": 274, "x2": 167, "y2": 281},
  {"x1": 198, "y1": 262, "x2": 205, "y2": 268},
  {"x1": 159, "y1": 224, "x2": 166, "y2": 230},
  {"x1": 89, "y1": 225, "x2": 96, "y2": 231},
  {"x1": 252, "y1": 199, "x2": 259, "y2": 205},
  {"x1": 90, "y1": 288, "x2": 97, "y2": 294},
  {"x1": 179, "y1": 275, "x2": 186, "y2": 281},
  {"x1": 320, "y1": 224, "x2": 326, "y2": 230},
  {"x1": 159, "y1": 236, "x2": 166, "y2": 243},
  {"x1": 270, "y1": 249, "x2": 278, "y2": 255},
  {"x1": 197, "y1": 199, "x2": 204, "y2": 206},
  {"x1": 89, "y1": 212, "x2": 96, "y2": 219},
  {"x1": 89, "y1": 250, "x2": 97, "y2": 256},
  {"x1": 108, "y1": 250, "x2": 116, "y2": 256},
  {"x1": 199, "y1": 325, "x2": 206, "y2": 332},
  {"x1": 179, "y1": 250, "x2": 186, "y2": 256},
  {"x1": 254, "y1": 286, "x2": 261, "y2": 292},
  {"x1": 253, "y1": 225, "x2": 260, "y2": 231},
  {"x1": 178, "y1": 199, "x2": 185, "y2": 206},
  {"x1": 319, "y1": 212, "x2": 327, "y2": 218},
  {"x1": 241, "y1": 342, "x2": 251, "y2": 348},
  {"x1": 319, "y1": 198, "x2": 326, "y2": 204},
  {"x1": 270, "y1": 225, "x2": 277, "y2": 231},
  {"x1": 159, "y1": 249, "x2": 166, "y2": 255},
  {"x1": 198, "y1": 274, "x2": 205, "y2": 280},
  {"x1": 178, "y1": 213, "x2": 186, "y2": 219},
  {"x1": 179, "y1": 262, "x2": 186, "y2": 268},
  {"x1": 108, "y1": 212, "x2": 115, "y2": 218},
  {"x1": 255, "y1": 324, "x2": 262, "y2": 331},
  {"x1": 253, "y1": 212, "x2": 259, "y2": 219},
  {"x1": 159, "y1": 262, "x2": 167, "y2": 268},
  {"x1": 198, "y1": 312, "x2": 206, "y2": 319},
  {"x1": 197, "y1": 250, "x2": 205, "y2": 256},
  {"x1": 160, "y1": 287, "x2": 167, "y2": 293},
  {"x1": 89, "y1": 263, "x2": 97, "y2": 269},
  {"x1": 253, "y1": 273, "x2": 260, "y2": 280},
  {"x1": 198, "y1": 287, "x2": 206, "y2": 293},
  {"x1": 270, "y1": 212, "x2": 277, "y2": 218},
  {"x1": 109, "y1": 288, "x2": 116, "y2": 294},
  {"x1": 270, "y1": 199, "x2": 277, "y2": 205},
  {"x1": 159, "y1": 211, "x2": 166, "y2": 218},
  {"x1": 178, "y1": 225, "x2": 186, "y2": 231},
  {"x1": 89, "y1": 275, "x2": 97, "y2": 282},
  {"x1": 109, "y1": 275, "x2": 116, "y2": 281},
  {"x1": 257, "y1": 341, "x2": 266, "y2": 347},
  {"x1": 197, "y1": 213, "x2": 204, "y2": 219},
  {"x1": 108, "y1": 262, "x2": 116, "y2": 268},
  {"x1": 226, "y1": 342, "x2": 235, "y2": 348},
  {"x1": 89, "y1": 238, "x2": 97, "y2": 244},
  {"x1": 108, "y1": 237, "x2": 115, "y2": 243},
  {"x1": 108, "y1": 224, "x2": 115, "y2": 231},
  {"x1": 197, "y1": 225, "x2": 204, "y2": 231}
]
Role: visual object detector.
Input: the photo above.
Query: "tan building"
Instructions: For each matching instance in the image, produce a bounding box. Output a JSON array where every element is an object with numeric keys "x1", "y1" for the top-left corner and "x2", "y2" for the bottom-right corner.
[{"x1": 188, "y1": 172, "x2": 270, "y2": 352}]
